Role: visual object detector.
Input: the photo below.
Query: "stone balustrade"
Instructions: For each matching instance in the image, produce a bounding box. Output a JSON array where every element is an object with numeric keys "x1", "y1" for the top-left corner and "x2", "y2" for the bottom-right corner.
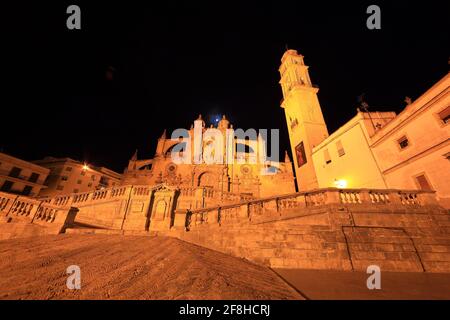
[
  {"x1": 38, "y1": 184, "x2": 179, "y2": 230},
  {"x1": 177, "y1": 188, "x2": 439, "y2": 231},
  {"x1": 176, "y1": 186, "x2": 256, "y2": 210},
  {"x1": 0, "y1": 191, "x2": 78, "y2": 238},
  {"x1": 8, "y1": 196, "x2": 41, "y2": 218},
  {"x1": 41, "y1": 185, "x2": 136, "y2": 208},
  {"x1": 46, "y1": 185, "x2": 225, "y2": 210},
  {"x1": 0, "y1": 192, "x2": 18, "y2": 214},
  {"x1": 31, "y1": 184, "x2": 440, "y2": 233}
]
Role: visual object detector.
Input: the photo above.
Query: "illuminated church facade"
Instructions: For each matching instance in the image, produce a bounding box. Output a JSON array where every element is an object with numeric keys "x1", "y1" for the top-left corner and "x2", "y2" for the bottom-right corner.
[{"x1": 122, "y1": 115, "x2": 296, "y2": 209}]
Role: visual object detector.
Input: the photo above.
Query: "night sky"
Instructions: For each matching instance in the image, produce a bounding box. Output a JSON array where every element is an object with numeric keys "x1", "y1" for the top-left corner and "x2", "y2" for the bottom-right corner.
[{"x1": 2, "y1": 1, "x2": 449, "y2": 173}]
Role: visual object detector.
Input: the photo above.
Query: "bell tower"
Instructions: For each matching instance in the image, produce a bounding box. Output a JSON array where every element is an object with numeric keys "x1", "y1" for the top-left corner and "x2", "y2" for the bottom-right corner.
[{"x1": 279, "y1": 49, "x2": 329, "y2": 191}]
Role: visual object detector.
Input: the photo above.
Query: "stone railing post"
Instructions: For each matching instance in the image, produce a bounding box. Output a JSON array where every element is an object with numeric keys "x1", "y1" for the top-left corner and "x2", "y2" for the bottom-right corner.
[
  {"x1": 387, "y1": 190, "x2": 402, "y2": 204},
  {"x1": 325, "y1": 189, "x2": 341, "y2": 205},
  {"x1": 52, "y1": 207, "x2": 79, "y2": 232},
  {"x1": 417, "y1": 191, "x2": 439, "y2": 205},
  {"x1": 173, "y1": 209, "x2": 189, "y2": 229},
  {"x1": 359, "y1": 190, "x2": 372, "y2": 204},
  {"x1": 28, "y1": 201, "x2": 42, "y2": 220},
  {"x1": 208, "y1": 208, "x2": 220, "y2": 224},
  {"x1": 295, "y1": 194, "x2": 306, "y2": 208},
  {"x1": 64, "y1": 196, "x2": 74, "y2": 208},
  {"x1": 239, "y1": 204, "x2": 249, "y2": 219},
  {"x1": 263, "y1": 199, "x2": 278, "y2": 212}
]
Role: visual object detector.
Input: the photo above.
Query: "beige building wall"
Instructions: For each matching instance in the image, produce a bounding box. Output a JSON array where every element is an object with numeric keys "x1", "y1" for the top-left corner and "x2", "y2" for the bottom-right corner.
[
  {"x1": 34, "y1": 157, "x2": 122, "y2": 197},
  {"x1": 312, "y1": 112, "x2": 395, "y2": 189},
  {"x1": 370, "y1": 73, "x2": 450, "y2": 207},
  {"x1": 280, "y1": 51, "x2": 449, "y2": 208},
  {"x1": 0, "y1": 152, "x2": 50, "y2": 197}
]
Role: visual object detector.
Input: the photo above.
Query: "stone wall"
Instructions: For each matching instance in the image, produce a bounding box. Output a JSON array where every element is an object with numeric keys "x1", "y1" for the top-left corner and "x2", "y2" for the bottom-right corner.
[{"x1": 172, "y1": 188, "x2": 450, "y2": 272}]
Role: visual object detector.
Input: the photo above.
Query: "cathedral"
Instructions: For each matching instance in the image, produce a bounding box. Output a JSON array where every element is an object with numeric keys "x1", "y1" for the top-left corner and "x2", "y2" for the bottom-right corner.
[
  {"x1": 1, "y1": 49, "x2": 449, "y2": 276},
  {"x1": 120, "y1": 49, "x2": 449, "y2": 209},
  {"x1": 122, "y1": 115, "x2": 296, "y2": 209}
]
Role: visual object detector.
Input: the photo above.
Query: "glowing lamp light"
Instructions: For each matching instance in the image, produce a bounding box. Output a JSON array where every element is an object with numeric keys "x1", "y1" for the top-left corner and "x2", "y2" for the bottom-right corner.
[
  {"x1": 334, "y1": 179, "x2": 348, "y2": 188},
  {"x1": 82, "y1": 164, "x2": 89, "y2": 171}
]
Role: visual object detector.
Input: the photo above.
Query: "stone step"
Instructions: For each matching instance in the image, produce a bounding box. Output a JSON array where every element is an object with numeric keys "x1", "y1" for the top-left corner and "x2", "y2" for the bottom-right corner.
[
  {"x1": 268, "y1": 257, "x2": 353, "y2": 270},
  {"x1": 65, "y1": 228, "x2": 122, "y2": 235},
  {"x1": 208, "y1": 231, "x2": 346, "y2": 243},
  {"x1": 65, "y1": 227, "x2": 156, "y2": 237},
  {"x1": 192, "y1": 225, "x2": 324, "y2": 235}
]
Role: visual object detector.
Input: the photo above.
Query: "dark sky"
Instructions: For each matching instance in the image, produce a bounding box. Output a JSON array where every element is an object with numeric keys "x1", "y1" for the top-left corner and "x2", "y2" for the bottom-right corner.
[{"x1": 2, "y1": 1, "x2": 449, "y2": 172}]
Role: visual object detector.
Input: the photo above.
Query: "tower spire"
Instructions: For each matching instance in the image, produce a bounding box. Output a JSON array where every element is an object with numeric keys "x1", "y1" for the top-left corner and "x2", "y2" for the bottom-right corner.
[
  {"x1": 279, "y1": 49, "x2": 329, "y2": 191},
  {"x1": 131, "y1": 149, "x2": 138, "y2": 161}
]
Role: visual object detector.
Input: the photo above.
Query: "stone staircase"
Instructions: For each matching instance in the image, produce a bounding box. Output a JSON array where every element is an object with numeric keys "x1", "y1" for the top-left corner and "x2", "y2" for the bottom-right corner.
[
  {"x1": 5, "y1": 185, "x2": 448, "y2": 273},
  {"x1": 60, "y1": 187, "x2": 450, "y2": 273},
  {"x1": 173, "y1": 197, "x2": 450, "y2": 273}
]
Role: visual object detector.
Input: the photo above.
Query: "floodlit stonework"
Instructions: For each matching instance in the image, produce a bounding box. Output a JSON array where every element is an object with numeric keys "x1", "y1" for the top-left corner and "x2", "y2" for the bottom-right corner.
[
  {"x1": 3, "y1": 182, "x2": 447, "y2": 273},
  {"x1": 0, "y1": 190, "x2": 77, "y2": 240},
  {"x1": 122, "y1": 114, "x2": 296, "y2": 209},
  {"x1": 0, "y1": 49, "x2": 449, "y2": 278},
  {"x1": 279, "y1": 50, "x2": 329, "y2": 191},
  {"x1": 281, "y1": 49, "x2": 450, "y2": 208}
]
